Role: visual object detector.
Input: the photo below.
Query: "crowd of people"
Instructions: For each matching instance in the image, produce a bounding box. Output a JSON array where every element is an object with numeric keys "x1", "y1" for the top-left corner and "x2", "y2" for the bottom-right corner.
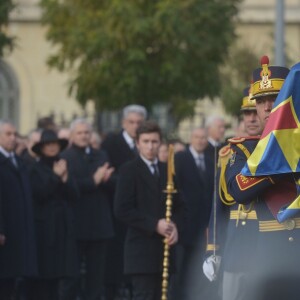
[
  {"x1": 0, "y1": 102, "x2": 227, "y2": 300},
  {"x1": 1, "y1": 55, "x2": 299, "y2": 300}
]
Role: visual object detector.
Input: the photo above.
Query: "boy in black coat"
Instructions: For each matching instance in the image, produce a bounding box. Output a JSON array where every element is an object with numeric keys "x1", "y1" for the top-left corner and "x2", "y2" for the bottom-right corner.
[{"x1": 114, "y1": 121, "x2": 185, "y2": 300}]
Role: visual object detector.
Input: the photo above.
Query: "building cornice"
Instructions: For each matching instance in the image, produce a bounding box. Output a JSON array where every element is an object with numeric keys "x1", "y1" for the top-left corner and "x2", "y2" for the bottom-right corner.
[{"x1": 9, "y1": 1, "x2": 300, "y2": 24}]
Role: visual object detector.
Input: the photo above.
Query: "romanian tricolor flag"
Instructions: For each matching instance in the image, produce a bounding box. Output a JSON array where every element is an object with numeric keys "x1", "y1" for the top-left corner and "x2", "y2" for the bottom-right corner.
[
  {"x1": 277, "y1": 194, "x2": 300, "y2": 223},
  {"x1": 241, "y1": 62, "x2": 300, "y2": 177}
]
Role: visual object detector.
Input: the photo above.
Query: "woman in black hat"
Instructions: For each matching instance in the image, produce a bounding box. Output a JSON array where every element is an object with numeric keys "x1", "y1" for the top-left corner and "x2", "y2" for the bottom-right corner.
[{"x1": 28, "y1": 129, "x2": 79, "y2": 300}]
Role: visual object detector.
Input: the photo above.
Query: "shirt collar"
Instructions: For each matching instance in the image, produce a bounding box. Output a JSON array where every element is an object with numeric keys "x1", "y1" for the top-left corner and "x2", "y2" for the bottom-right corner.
[
  {"x1": 189, "y1": 145, "x2": 204, "y2": 160},
  {"x1": 140, "y1": 154, "x2": 158, "y2": 169},
  {"x1": 122, "y1": 130, "x2": 135, "y2": 149},
  {"x1": 208, "y1": 137, "x2": 219, "y2": 147},
  {"x1": 85, "y1": 146, "x2": 91, "y2": 154},
  {"x1": 0, "y1": 146, "x2": 14, "y2": 158}
]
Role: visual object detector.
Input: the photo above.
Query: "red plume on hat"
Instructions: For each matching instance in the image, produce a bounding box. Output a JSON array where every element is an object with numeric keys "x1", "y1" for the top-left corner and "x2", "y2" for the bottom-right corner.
[
  {"x1": 251, "y1": 55, "x2": 289, "y2": 99},
  {"x1": 260, "y1": 55, "x2": 269, "y2": 65}
]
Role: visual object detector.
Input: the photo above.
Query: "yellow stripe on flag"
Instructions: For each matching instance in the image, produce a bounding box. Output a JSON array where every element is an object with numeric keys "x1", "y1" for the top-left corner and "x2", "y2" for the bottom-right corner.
[
  {"x1": 247, "y1": 133, "x2": 272, "y2": 175},
  {"x1": 288, "y1": 195, "x2": 300, "y2": 209},
  {"x1": 274, "y1": 128, "x2": 300, "y2": 172},
  {"x1": 271, "y1": 96, "x2": 292, "y2": 113}
]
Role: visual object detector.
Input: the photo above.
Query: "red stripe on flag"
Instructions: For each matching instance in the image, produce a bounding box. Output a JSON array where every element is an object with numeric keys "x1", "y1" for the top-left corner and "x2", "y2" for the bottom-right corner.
[{"x1": 261, "y1": 101, "x2": 298, "y2": 138}]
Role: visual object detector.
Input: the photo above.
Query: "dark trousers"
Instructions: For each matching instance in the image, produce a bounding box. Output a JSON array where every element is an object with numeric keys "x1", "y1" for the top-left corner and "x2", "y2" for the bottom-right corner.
[
  {"x1": 0, "y1": 278, "x2": 15, "y2": 300},
  {"x1": 173, "y1": 243, "x2": 220, "y2": 300},
  {"x1": 26, "y1": 278, "x2": 59, "y2": 300},
  {"x1": 131, "y1": 274, "x2": 173, "y2": 300},
  {"x1": 62, "y1": 240, "x2": 108, "y2": 300}
]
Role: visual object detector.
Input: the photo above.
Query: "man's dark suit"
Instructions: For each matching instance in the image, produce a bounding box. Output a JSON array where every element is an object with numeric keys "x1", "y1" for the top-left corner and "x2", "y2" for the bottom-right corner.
[
  {"x1": 61, "y1": 145, "x2": 114, "y2": 300},
  {"x1": 175, "y1": 148, "x2": 214, "y2": 244},
  {"x1": 102, "y1": 131, "x2": 138, "y2": 298},
  {"x1": 174, "y1": 148, "x2": 214, "y2": 300},
  {"x1": 0, "y1": 153, "x2": 37, "y2": 299},
  {"x1": 205, "y1": 141, "x2": 225, "y2": 163},
  {"x1": 114, "y1": 157, "x2": 185, "y2": 300},
  {"x1": 102, "y1": 131, "x2": 136, "y2": 172}
]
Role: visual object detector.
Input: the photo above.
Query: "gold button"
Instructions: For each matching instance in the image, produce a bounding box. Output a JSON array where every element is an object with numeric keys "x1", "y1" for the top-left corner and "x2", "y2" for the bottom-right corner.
[
  {"x1": 283, "y1": 219, "x2": 296, "y2": 230},
  {"x1": 241, "y1": 221, "x2": 246, "y2": 226},
  {"x1": 289, "y1": 237, "x2": 294, "y2": 242}
]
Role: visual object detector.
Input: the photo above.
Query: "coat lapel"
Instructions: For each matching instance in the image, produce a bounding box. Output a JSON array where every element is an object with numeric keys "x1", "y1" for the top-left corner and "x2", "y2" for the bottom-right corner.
[
  {"x1": 0, "y1": 152, "x2": 20, "y2": 174},
  {"x1": 138, "y1": 157, "x2": 160, "y2": 193},
  {"x1": 186, "y1": 149, "x2": 206, "y2": 183},
  {"x1": 119, "y1": 132, "x2": 137, "y2": 158},
  {"x1": 157, "y1": 161, "x2": 167, "y2": 191}
]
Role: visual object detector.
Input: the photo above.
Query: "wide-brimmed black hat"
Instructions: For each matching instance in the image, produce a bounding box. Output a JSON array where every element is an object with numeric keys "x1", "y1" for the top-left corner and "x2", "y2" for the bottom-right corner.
[{"x1": 32, "y1": 129, "x2": 68, "y2": 155}]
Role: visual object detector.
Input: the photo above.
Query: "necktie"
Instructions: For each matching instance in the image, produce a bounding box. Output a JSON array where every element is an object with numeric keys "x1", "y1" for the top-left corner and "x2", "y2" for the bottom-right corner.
[
  {"x1": 151, "y1": 163, "x2": 159, "y2": 178},
  {"x1": 132, "y1": 144, "x2": 138, "y2": 155},
  {"x1": 9, "y1": 153, "x2": 18, "y2": 168},
  {"x1": 196, "y1": 155, "x2": 206, "y2": 172}
]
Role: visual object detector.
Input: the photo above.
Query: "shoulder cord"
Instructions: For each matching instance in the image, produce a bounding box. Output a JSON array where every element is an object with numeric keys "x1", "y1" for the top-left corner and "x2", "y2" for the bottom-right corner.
[
  {"x1": 213, "y1": 145, "x2": 218, "y2": 257},
  {"x1": 235, "y1": 143, "x2": 254, "y2": 225}
]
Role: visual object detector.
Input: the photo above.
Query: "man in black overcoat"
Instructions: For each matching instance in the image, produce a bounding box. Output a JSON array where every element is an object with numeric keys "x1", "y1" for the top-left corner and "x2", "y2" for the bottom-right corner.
[
  {"x1": 0, "y1": 120, "x2": 37, "y2": 300},
  {"x1": 174, "y1": 127, "x2": 214, "y2": 300},
  {"x1": 61, "y1": 118, "x2": 115, "y2": 300},
  {"x1": 102, "y1": 104, "x2": 147, "y2": 172},
  {"x1": 114, "y1": 121, "x2": 185, "y2": 300},
  {"x1": 102, "y1": 104, "x2": 147, "y2": 299},
  {"x1": 204, "y1": 115, "x2": 226, "y2": 161}
]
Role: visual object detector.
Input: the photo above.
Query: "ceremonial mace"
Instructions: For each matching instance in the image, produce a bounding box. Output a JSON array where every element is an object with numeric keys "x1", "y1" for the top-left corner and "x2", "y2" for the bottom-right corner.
[{"x1": 161, "y1": 144, "x2": 177, "y2": 300}]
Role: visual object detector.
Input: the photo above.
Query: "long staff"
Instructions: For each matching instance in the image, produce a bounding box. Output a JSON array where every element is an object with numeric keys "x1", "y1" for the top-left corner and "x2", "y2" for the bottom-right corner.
[{"x1": 161, "y1": 144, "x2": 177, "y2": 300}]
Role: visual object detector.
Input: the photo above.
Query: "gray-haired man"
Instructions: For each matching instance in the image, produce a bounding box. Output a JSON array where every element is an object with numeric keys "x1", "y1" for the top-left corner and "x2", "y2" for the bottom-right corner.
[{"x1": 102, "y1": 104, "x2": 147, "y2": 299}]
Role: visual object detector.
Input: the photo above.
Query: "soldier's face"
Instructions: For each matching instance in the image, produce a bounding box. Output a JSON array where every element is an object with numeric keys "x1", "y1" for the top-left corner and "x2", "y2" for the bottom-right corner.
[
  {"x1": 122, "y1": 113, "x2": 145, "y2": 139},
  {"x1": 71, "y1": 123, "x2": 91, "y2": 148},
  {"x1": 136, "y1": 132, "x2": 161, "y2": 161},
  {"x1": 256, "y1": 95, "x2": 276, "y2": 128},
  {"x1": 0, "y1": 123, "x2": 17, "y2": 152},
  {"x1": 243, "y1": 110, "x2": 262, "y2": 136}
]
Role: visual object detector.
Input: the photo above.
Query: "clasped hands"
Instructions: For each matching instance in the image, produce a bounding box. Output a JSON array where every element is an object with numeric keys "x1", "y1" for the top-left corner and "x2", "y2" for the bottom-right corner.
[{"x1": 156, "y1": 219, "x2": 178, "y2": 246}]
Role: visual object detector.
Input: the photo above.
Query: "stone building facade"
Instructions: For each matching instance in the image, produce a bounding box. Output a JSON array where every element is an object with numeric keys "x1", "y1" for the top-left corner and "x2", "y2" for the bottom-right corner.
[{"x1": 2, "y1": 0, "x2": 300, "y2": 137}]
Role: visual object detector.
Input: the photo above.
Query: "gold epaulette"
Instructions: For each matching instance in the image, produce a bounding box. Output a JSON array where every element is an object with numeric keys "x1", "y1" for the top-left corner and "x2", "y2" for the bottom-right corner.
[
  {"x1": 227, "y1": 136, "x2": 260, "y2": 144},
  {"x1": 218, "y1": 144, "x2": 235, "y2": 205},
  {"x1": 227, "y1": 136, "x2": 261, "y2": 161},
  {"x1": 227, "y1": 137, "x2": 246, "y2": 144},
  {"x1": 218, "y1": 144, "x2": 231, "y2": 158}
]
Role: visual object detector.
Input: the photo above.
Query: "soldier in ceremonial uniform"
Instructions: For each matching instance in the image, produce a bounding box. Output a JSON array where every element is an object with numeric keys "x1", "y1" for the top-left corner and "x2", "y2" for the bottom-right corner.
[
  {"x1": 224, "y1": 56, "x2": 300, "y2": 300},
  {"x1": 204, "y1": 85, "x2": 262, "y2": 300}
]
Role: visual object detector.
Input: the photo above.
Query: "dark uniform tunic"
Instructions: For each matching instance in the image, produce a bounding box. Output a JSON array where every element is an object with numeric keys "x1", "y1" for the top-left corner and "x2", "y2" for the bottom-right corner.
[
  {"x1": 206, "y1": 141, "x2": 259, "y2": 300},
  {"x1": 225, "y1": 137, "x2": 300, "y2": 300}
]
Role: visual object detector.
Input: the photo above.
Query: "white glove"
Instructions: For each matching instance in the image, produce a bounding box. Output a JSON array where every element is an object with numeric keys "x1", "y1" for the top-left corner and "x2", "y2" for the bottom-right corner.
[{"x1": 202, "y1": 255, "x2": 221, "y2": 282}]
